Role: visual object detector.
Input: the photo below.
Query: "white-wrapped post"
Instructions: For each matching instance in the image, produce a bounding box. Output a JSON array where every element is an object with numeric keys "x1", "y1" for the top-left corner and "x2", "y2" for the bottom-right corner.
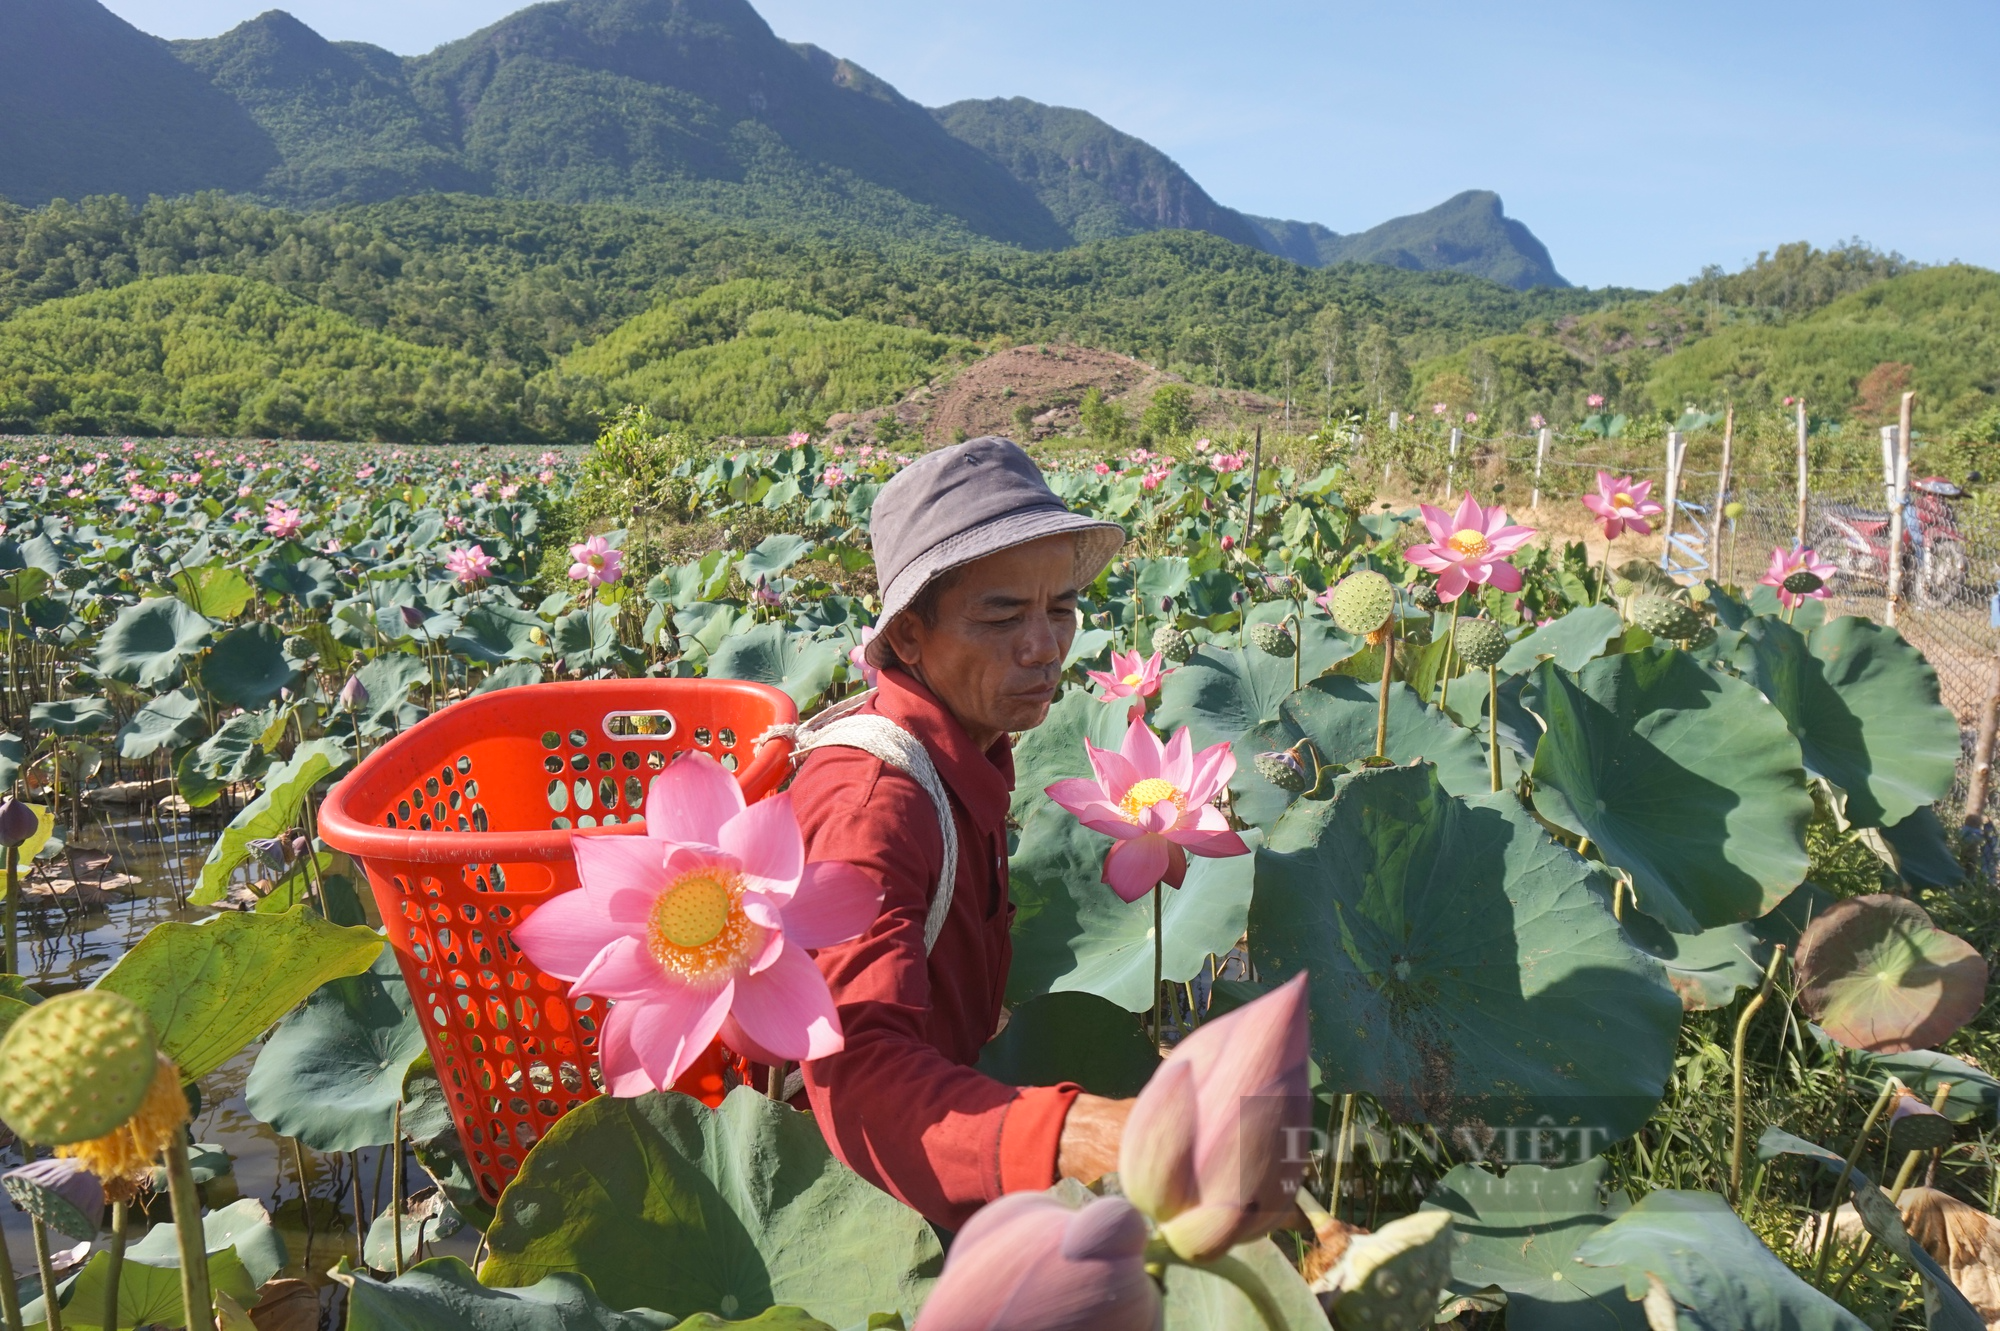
[
  {"x1": 1658, "y1": 430, "x2": 1684, "y2": 568},
  {"x1": 1444, "y1": 427, "x2": 1461, "y2": 498},
  {"x1": 1531, "y1": 427, "x2": 1550, "y2": 510},
  {"x1": 1794, "y1": 399, "x2": 1809, "y2": 547}
]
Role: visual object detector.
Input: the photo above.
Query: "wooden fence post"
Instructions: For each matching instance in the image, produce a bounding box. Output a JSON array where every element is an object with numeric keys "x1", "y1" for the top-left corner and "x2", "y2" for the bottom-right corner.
[
  {"x1": 1795, "y1": 400, "x2": 1809, "y2": 548},
  {"x1": 1966, "y1": 654, "x2": 2000, "y2": 829},
  {"x1": 1708, "y1": 405, "x2": 1735, "y2": 575},
  {"x1": 1531, "y1": 427, "x2": 1550, "y2": 510},
  {"x1": 1659, "y1": 429, "x2": 1685, "y2": 569}
]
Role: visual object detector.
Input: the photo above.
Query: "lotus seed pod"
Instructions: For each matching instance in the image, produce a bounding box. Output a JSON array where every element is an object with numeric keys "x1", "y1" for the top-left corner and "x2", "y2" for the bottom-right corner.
[
  {"x1": 0, "y1": 797, "x2": 36, "y2": 847},
  {"x1": 1609, "y1": 575, "x2": 1636, "y2": 598},
  {"x1": 1254, "y1": 750, "x2": 1309, "y2": 793},
  {"x1": 57, "y1": 566, "x2": 91, "y2": 590},
  {"x1": 1248, "y1": 621, "x2": 1296, "y2": 658},
  {"x1": 1329, "y1": 572, "x2": 1396, "y2": 637},
  {"x1": 1154, "y1": 626, "x2": 1194, "y2": 664},
  {"x1": 1886, "y1": 1092, "x2": 1953, "y2": 1154},
  {"x1": 1454, "y1": 619, "x2": 1510, "y2": 671},
  {"x1": 1782, "y1": 569, "x2": 1824, "y2": 595},
  {"x1": 1687, "y1": 624, "x2": 1718, "y2": 650},
  {"x1": 282, "y1": 634, "x2": 315, "y2": 662},
  {"x1": 0, "y1": 991, "x2": 159, "y2": 1145},
  {"x1": 2, "y1": 1158, "x2": 104, "y2": 1240},
  {"x1": 1630, "y1": 596, "x2": 1700, "y2": 641},
  {"x1": 1723, "y1": 501, "x2": 1745, "y2": 520},
  {"x1": 1317, "y1": 1210, "x2": 1456, "y2": 1331},
  {"x1": 1409, "y1": 582, "x2": 1441, "y2": 611}
]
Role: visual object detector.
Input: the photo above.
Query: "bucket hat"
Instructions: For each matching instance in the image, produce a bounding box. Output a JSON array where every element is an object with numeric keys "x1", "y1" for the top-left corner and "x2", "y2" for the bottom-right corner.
[{"x1": 864, "y1": 436, "x2": 1125, "y2": 668}]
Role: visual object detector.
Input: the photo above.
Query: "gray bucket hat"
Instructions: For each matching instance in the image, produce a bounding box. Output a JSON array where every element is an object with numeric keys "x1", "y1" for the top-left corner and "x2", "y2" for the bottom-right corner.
[{"x1": 864, "y1": 436, "x2": 1125, "y2": 668}]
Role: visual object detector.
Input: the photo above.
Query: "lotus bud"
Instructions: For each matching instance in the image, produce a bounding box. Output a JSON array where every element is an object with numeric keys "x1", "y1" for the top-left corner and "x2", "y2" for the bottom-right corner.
[
  {"x1": 290, "y1": 835, "x2": 311, "y2": 861},
  {"x1": 1886, "y1": 1091, "x2": 1953, "y2": 1154},
  {"x1": 1159, "y1": 595, "x2": 1174, "y2": 614},
  {"x1": 3, "y1": 1157, "x2": 105, "y2": 1241},
  {"x1": 339, "y1": 674, "x2": 369, "y2": 710},
  {"x1": 0, "y1": 797, "x2": 36, "y2": 847},
  {"x1": 1220, "y1": 535, "x2": 1235, "y2": 551},
  {"x1": 399, "y1": 605, "x2": 426, "y2": 629},
  {"x1": 1119, "y1": 972, "x2": 1313, "y2": 1262},
  {"x1": 911, "y1": 1193, "x2": 1160, "y2": 1331}
]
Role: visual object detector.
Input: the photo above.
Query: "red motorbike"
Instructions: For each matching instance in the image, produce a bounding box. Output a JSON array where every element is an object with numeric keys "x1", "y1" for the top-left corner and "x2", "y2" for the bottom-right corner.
[{"x1": 1814, "y1": 477, "x2": 1969, "y2": 607}]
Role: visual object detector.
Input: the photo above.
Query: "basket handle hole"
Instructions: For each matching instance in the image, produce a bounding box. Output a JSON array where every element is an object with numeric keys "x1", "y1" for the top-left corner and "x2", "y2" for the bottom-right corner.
[{"x1": 605, "y1": 710, "x2": 679, "y2": 740}]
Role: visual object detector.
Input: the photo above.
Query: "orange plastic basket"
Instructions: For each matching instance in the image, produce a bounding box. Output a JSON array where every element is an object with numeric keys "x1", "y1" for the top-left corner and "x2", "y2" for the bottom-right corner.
[{"x1": 318, "y1": 678, "x2": 798, "y2": 1203}]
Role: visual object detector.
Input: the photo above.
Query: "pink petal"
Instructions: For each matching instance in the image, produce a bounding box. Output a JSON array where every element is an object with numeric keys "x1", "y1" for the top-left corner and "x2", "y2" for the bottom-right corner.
[
  {"x1": 1436, "y1": 565, "x2": 1472, "y2": 600},
  {"x1": 1582, "y1": 496, "x2": 1612, "y2": 518},
  {"x1": 1159, "y1": 726, "x2": 1195, "y2": 791},
  {"x1": 1449, "y1": 492, "x2": 1482, "y2": 534},
  {"x1": 1084, "y1": 742, "x2": 1142, "y2": 799},
  {"x1": 645, "y1": 751, "x2": 744, "y2": 845},
  {"x1": 719, "y1": 793, "x2": 804, "y2": 898},
  {"x1": 1626, "y1": 518, "x2": 1653, "y2": 536},
  {"x1": 1404, "y1": 546, "x2": 1452, "y2": 574},
  {"x1": 1136, "y1": 799, "x2": 1180, "y2": 835},
  {"x1": 573, "y1": 934, "x2": 668, "y2": 1002},
  {"x1": 1173, "y1": 825, "x2": 1251, "y2": 859},
  {"x1": 512, "y1": 890, "x2": 636, "y2": 981},
  {"x1": 570, "y1": 834, "x2": 667, "y2": 921},
  {"x1": 597, "y1": 979, "x2": 734, "y2": 1092},
  {"x1": 1103, "y1": 835, "x2": 1172, "y2": 902},
  {"x1": 1185, "y1": 742, "x2": 1236, "y2": 806},
  {"x1": 1118, "y1": 717, "x2": 1167, "y2": 777},
  {"x1": 726, "y1": 942, "x2": 843, "y2": 1063},
  {"x1": 1483, "y1": 560, "x2": 1523, "y2": 592},
  {"x1": 1416, "y1": 503, "x2": 1452, "y2": 543},
  {"x1": 1084, "y1": 669, "x2": 1122, "y2": 693},
  {"x1": 781, "y1": 861, "x2": 886, "y2": 949}
]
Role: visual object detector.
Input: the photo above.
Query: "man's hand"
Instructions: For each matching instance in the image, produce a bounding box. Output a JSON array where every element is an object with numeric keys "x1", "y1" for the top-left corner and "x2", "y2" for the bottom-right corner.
[{"x1": 1056, "y1": 1093, "x2": 1134, "y2": 1184}]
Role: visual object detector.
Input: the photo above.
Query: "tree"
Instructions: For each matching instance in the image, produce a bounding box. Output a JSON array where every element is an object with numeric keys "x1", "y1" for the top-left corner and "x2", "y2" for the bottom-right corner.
[
  {"x1": 1356, "y1": 324, "x2": 1408, "y2": 412},
  {"x1": 1078, "y1": 387, "x2": 1130, "y2": 443},
  {"x1": 1141, "y1": 383, "x2": 1196, "y2": 439}
]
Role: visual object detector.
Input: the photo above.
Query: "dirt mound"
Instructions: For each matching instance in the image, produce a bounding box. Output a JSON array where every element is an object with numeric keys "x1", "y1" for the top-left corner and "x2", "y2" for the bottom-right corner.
[{"x1": 823, "y1": 343, "x2": 1287, "y2": 447}]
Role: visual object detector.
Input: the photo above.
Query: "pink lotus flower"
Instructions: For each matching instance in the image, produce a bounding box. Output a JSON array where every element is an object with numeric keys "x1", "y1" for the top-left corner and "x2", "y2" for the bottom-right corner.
[
  {"x1": 1045, "y1": 718, "x2": 1249, "y2": 903},
  {"x1": 822, "y1": 465, "x2": 846, "y2": 487},
  {"x1": 911, "y1": 1193, "x2": 1159, "y2": 1331},
  {"x1": 1093, "y1": 462, "x2": 1111, "y2": 476},
  {"x1": 1760, "y1": 545, "x2": 1837, "y2": 609},
  {"x1": 1086, "y1": 649, "x2": 1166, "y2": 705},
  {"x1": 471, "y1": 481, "x2": 490, "y2": 499},
  {"x1": 539, "y1": 469, "x2": 556, "y2": 484},
  {"x1": 1211, "y1": 452, "x2": 1245, "y2": 473},
  {"x1": 1432, "y1": 402, "x2": 1447, "y2": 416},
  {"x1": 1121, "y1": 973, "x2": 1312, "y2": 1261},
  {"x1": 1141, "y1": 467, "x2": 1170, "y2": 491},
  {"x1": 1582, "y1": 471, "x2": 1664, "y2": 540},
  {"x1": 1464, "y1": 411, "x2": 1478, "y2": 424},
  {"x1": 512, "y1": 753, "x2": 884, "y2": 1091},
  {"x1": 500, "y1": 483, "x2": 520, "y2": 500},
  {"x1": 848, "y1": 626, "x2": 879, "y2": 688},
  {"x1": 568, "y1": 535, "x2": 623, "y2": 586},
  {"x1": 445, "y1": 544, "x2": 498, "y2": 586},
  {"x1": 787, "y1": 431, "x2": 810, "y2": 449},
  {"x1": 357, "y1": 464, "x2": 377, "y2": 480},
  {"x1": 1587, "y1": 393, "x2": 1606, "y2": 408},
  {"x1": 1405, "y1": 493, "x2": 1535, "y2": 602},
  {"x1": 540, "y1": 451, "x2": 561, "y2": 466},
  {"x1": 1530, "y1": 413, "x2": 1547, "y2": 429},
  {"x1": 263, "y1": 501, "x2": 304, "y2": 539}
]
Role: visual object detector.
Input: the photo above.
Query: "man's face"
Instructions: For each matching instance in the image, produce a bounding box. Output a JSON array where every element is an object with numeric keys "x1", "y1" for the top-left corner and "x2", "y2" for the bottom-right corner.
[{"x1": 886, "y1": 534, "x2": 1081, "y2": 742}]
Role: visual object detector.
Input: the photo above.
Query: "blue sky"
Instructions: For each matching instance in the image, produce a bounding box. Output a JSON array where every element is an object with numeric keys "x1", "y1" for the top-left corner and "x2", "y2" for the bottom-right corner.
[{"x1": 101, "y1": 0, "x2": 1999, "y2": 290}]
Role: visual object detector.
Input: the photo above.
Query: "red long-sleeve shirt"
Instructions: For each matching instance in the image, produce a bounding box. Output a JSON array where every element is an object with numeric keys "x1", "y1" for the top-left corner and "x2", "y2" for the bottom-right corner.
[{"x1": 791, "y1": 668, "x2": 1081, "y2": 1230}]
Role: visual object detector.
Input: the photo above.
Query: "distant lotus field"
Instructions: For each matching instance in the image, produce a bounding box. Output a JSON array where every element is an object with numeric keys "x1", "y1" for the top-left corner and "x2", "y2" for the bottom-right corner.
[{"x1": 0, "y1": 424, "x2": 1993, "y2": 1330}]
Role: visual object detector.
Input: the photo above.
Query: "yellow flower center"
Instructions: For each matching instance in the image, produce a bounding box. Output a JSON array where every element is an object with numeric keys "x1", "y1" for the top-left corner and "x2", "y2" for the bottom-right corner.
[
  {"x1": 1446, "y1": 528, "x2": 1492, "y2": 558},
  {"x1": 1612, "y1": 492, "x2": 1633, "y2": 509},
  {"x1": 1119, "y1": 777, "x2": 1185, "y2": 823},
  {"x1": 1122, "y1": 672, "x2": 1145, "y2": 688},
  {"x1": 646, "y1": 867, "x2": 760, "y2": 979}
]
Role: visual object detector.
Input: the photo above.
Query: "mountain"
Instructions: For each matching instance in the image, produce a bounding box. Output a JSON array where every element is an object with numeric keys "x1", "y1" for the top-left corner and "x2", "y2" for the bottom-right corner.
[
  {"x1": 1246, "y1": 191, "x2": 1568, "y2": 290},
  {"x1": 930, "y1": 98, "x2": 1266, "y2": 249},
  {"x1": 0, "y1": 0, "x2": 279, "y2": 207}
]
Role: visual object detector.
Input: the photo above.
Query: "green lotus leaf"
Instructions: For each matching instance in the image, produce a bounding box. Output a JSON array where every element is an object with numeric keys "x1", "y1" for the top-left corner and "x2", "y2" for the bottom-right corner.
[
  {"x1": 1530, "y1": 646, "x2": 1811, "y2": 932},
  {"x1": 127, "y1": 1197, "x2": 288, "y2": 1288},
  {"x1": 33, "y1": 1239, "x2": 256, "y2": 1331},
  {"x1": 735, "y1": 534, "x2": 813, "y2": 582},
  {"x1": 178, "y1": 561, "x2": 256, "y2": 620},
  {"x1": 975, "y1": 991, "x2": 1159, "y2": 1097},
  {"x1": 246, "y1": 949, "x2": 424, "y2": 1151},
  {"x1": 355, "y1": 652, "x2": 431, "y2": 736},
  {"x1": 403, "y1": 1052, "x2": 497, "y2": 1231},
  {"x1": 474, "y1": 661, "x2": 546, "y2": 695},
  {"x1": 1621, "y1": 883, "x2": 1832, "y2": 1012},
  {"x1": 1420, "y1": 1158, "x2": 1642, "y2": 1331},
  {"x1": 200, "y1": 623, "x2": 300, "y2": 709},
  {"x1": 193, "y1": 737, "x2": 353, "y2": 906},
  {"x1": 0, "y1": 730, "x2": 20, "y2": 788},
  {"x1": 340, "y1": 1257, "x2": 833, "y2": 1330},
  {"x1": 1876, "y1": 806, "x2": 1966, "y2": 889},
  {"x1": 1572, "y1": 1190, "x2": 1867, "y2": 1330},
  {"x1": 255, "y1": 555, "x2": 342, "y2": 609},
  {"x1": 1008, "y1": 685, "x2": 1139, "y2": 826},
  {"x1": 29, "y1": 696, "x2": 113, "y2": 737},
  {"x1": 1250, "y1": 764, "x2": 1680, "y2": 1142},
  {"x1": 0, "y1": 996, "x2": 30, "y2": 1043},
  {"x1": 175, "y1": 707, "x2": 279, "y2": 807},
  {"x1": 452, "y1": 604, "x2": 551, "y2": 665},
  {"x1": 1234, "y1": 677, "x2": 1495, "y2": 826},
  {"x1": 1152, "y1": 631, "x2": 1362, "y2": 814},
  {"x1": 706, "y1": 623, "x2": 842, "y2": 709},
  {"x1": 1746, "y1": 583, "x2": 1828, "y2": 629},
  {"x1": 95, "y1": 907, "x2": 383, "y2": 1081},
  {"x1": 1795, "y1": 893, "x2": 1987, "y2": 1053},
  {"x1": 1496, "y1": 604, "x2": 1626, "y2": 676},
  {"x1": 365, "y1": 1191, "x2": 466, "y2": 1274},
  {"x1": 1811, "y1": 1026, "x2": 2000, "y2": 1125},
  {"x1": 1007, "y1": 801, "x2": 1257, "y2": 1012},
  {"x1": 482, "y1": 1088, "x2": 941, "y2": 1325},
  {"x1": 0, "y1": 567, "x2": 50, "y2": 611},
  {"x1": 116, "y1": 687, "x2": 207, "y2": 761},
  {"x1": 553, "y1": 603, "x2": 641, "y2": 674},
  {"x1": 1731, "y1": 616, "x2": 1958, "y2": 828},
  {"x1": 1160, "y1": 1235, "x2": 1327, "y2": 1331}
]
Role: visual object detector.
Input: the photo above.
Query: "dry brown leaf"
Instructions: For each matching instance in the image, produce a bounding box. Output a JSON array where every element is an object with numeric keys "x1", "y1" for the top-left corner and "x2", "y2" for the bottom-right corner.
[
  {"x1": 1300, "y1": 1215, "x2": 1370, "y2": 1283},
  {"x1": 248, "y1": 1278, "x2": 322, "y2": 1331},
  {"x1": 1796, "y1": 1189, "x2": 2000, "y2": 1329}
]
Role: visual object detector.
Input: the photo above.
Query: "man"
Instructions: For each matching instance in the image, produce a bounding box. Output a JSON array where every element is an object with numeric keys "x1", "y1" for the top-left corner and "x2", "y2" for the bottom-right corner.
[{"x1": 789, "y1": 435, "x2": 1134, "y2": 1231}]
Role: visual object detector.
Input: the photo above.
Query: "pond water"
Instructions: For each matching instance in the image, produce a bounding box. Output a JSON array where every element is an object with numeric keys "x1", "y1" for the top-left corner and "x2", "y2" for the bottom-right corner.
[{"x1": 2, "y1": 807, "x2": 478, "y2": 1315}]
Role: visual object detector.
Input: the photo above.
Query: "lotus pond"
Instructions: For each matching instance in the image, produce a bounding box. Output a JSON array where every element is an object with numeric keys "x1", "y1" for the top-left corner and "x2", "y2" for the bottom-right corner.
[{"x1": 0, "y1": 420, "x2": 1995, "y2": 1331}]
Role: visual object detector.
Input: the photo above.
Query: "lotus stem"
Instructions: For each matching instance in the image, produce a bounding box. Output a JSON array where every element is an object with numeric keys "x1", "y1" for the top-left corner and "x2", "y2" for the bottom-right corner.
[
  {"x1": 1730, "y1": 945, "x2": 1787, "y2": 1207},
  {"x1": 293, "y1": 1139, "x2": 313, "y2": 1271},
  {"x1": 1328, "y1": 1092, "x2": 1356, "y2": 1223},
  {"x1": 764, "y1": 1061, "x2": 788, "y2": 1100},
  {"x1": 0, "y1": 1213, "x2": 22, "y2": 1331},
  {"x1": 1438, "y1": 599, "x2": 1461, "y2": 711},
  {"x1": 1195, "y1": 1251, "x2": 1288, "y2": 1331},
  {"x1": 1487, "y1": 665, "x2": 1501, "y2": 792},
  {"x1": 163, "y1": 1136, "x2": 212, "y2": 1330},
  {"x1": 1287, "y1": 612, "x2": 1301, "y2": 693},
  {"x1": 102, "y1": 1199, "x2": 127, "y2": 1331},
  {"x1": 1596, "y1": 541, "x2": 1612, "y2": 606},
  {"x1": 1151, "y1": 883, "x2": 1164, "y2": 1053},
  {"x1": 1813, "y1": 1079, "x2": 1898, "y2": 1285},
  {"x1": 350, "y1": 1152, "x2": 366, "y2": 1256},
  {"x1": 392, "y1": 1102, "x2": 407, "y2": 1275},
  {"x1": 1373, "y1": 630, "x2": 1394, "y2": 761},
  {"x1": 1832, "y1": 1080, "x2": 1954, "y2": 1300},
  {"x1": 28, "y1": 1218, "x2": 59, "y2": 1331},
  {"x1": 4, "y1": 845, "x2": 17, "y2": 977}
]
